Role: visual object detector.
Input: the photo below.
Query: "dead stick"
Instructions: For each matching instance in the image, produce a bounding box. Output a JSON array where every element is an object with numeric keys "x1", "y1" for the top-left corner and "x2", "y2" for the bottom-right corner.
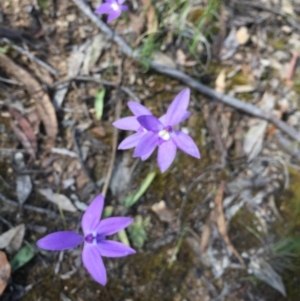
[
  {"x1": 71, "y1": 0, "x2": 300, "y2": 143},
  {"x1": 214, "y1": 182, "x2": 245, "y2": 266}
]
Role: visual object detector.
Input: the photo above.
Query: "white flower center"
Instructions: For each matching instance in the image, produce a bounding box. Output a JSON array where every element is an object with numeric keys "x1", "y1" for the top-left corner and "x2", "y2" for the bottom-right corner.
[
  {"x1": 158, "y1": 129, "x2": 171, "y2": 141},
  {"x1": 92, "y1": 231, "x2": 97, "y2": 245},
  {"x1": 111, "y1": 2, "x2": 119, "y2": 11}
]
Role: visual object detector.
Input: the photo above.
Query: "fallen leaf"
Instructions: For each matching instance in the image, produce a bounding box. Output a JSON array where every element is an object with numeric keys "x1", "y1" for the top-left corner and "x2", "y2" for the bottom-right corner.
[
  {"x1": 15, "y1": 152, "x2": 32, "y2": 204},
  {"x1": 0, "y1": 251, "x2": 11, "y2": 296},
  {"x1": 0, "y1": 224, "x2": 25, "y2": 252},
  {"x1": 214, "y1": 182, "x2": 244, "y2": 265},
  {"x1": 282, "y1": 0, "x2": 294, "y2": 15},
  {"x1": 130, "y1": 12, "x2": 147, "y2": 46},
  {"x1": 82, "y1": 33, "x2": 108, "y2": 75},
  {"x1": 286, "y1": 51, "x2": 298, "y2": 86},
  {"x1": 200, "y1": 223, "x2": 212, "y2": 252},
  {"x1": 0, "y1": 53, "x2": 58, "y2": 142},
  {"x1": 220, "y1": 27, "x2": 239, "y2": 60},
  {"x1": 215, "y1": 69, "x2": 226, "y2": 93},
  {"x1": 243, "y1": 121, "x2": 268, "y2": 161},
  {"x1": 243, "y1": 93, "x2": 275, "y2": 161},
  {"x1": 9, "y1": 108, "x2": 37, "y2": 159},
  {"x1": 236, "y1": 26, "x2": 250, "y2": 45},
  {"x1": 38, "y1": 188, "x2": 77, "y2": 212},
  {"x1": 10, "y1": 245, "x2": 35, "y2": 272},
  {"x1": 151, "y1": 200, "x2": 174, "y2": 223},
  {"x1": 94, "y1": 88, "x2": 105, "y2": 120},
  {"x1": 141, "y1": 0, "x2": 158, "y2": 33},
  {"x1": 249, "y1": 256, "x2": 286, "y2": 296},
  {"x1": 16, "y1": 175, "x2": 32, "y2": 205},
  {"x1": 176, "y1": 49, "x2": 186, "y2": 65},
  {"x1": 153, "y1": 52, "x2": 176, "y2": 68}
]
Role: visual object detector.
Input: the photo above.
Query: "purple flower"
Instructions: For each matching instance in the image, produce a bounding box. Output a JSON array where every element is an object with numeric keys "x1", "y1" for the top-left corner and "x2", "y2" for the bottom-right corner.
[
  {"x1": 95, "y1": 0, "x2": 128, "y2": 23},
  {"x1": 112, "y1": 101, "x2": 153, "y2": 160},
  {"x1": 113, "y1": 88, "x2": 200, "y2": 173},
  {"x1": 37, "y1": 194, "x2": 135, "y2": 286}
]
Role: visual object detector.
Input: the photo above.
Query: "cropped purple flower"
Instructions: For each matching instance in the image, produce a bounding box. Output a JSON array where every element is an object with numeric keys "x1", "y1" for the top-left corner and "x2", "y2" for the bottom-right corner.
[
  {"x1": 95, "y1": 0, "x2": 128, "y2": 23},
  {"x1": 37, "y1": 194, "x2": 135, "y2": 286},
  {"x1": 133, "y1": 88, "x2": 200, "y2": 172},
  {"x1": 112, "y1": 101, "x2": 153, "y2": 160}
]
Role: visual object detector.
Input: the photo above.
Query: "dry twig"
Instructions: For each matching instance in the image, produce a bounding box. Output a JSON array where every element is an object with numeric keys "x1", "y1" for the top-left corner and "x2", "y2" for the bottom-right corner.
[
  {"x1": 214, "y1": 182, "x2": 245, "y2": 266},
  {"x1": 2, "y1": 38, "x2": 61, "y2": 76}
]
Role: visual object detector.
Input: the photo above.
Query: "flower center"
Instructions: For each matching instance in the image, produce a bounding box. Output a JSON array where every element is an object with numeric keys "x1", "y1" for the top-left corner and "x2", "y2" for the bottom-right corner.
[
  {"x1": 85, "y1": 232, "x2": 103, "y2": 245},
  {"x1": 111, "y1": 2, "x2": 119, "y2": 11},
  {"x1": 158, "y1": 126, "x2": 172, "y2": 141}
]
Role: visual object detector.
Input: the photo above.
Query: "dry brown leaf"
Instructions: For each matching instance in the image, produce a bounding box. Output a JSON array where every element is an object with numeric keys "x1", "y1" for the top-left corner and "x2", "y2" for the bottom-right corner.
[
  {"x1": 235, "y1": 26, "x2": 250, "y2": 45},
  {"x1": 176, "y1": 49, "x2": 186, "y2": 65},
  {"x1": 282, "y1": 0, "x2": 294, "y2": 15},
  {"x1": 0, "y1": 224, "x2": 25, "y2": 252},
  {"x1": 0, "y1": 251, "x2": 11, "y2": 296},
  {"x1": 215, "y1": 69, "x2": 226, "y2": 93},
  {"x1": 286, "y1": 51, "x2": 298, "y2": 86},
  {"x1": 82, "y1": 33, "x2": 108, "y2": 75},
  {"x1": 214, "y1": 182, "x2": 244, "y2": 265},
  {"x1": 200, "y1": 223, "x2": 211, "y2": 252},
  {"x1": 151, "y1": 201, "x2": 174, "y2": 223},
  {"x1": 0, "y1": 53, "x2": 58, "y2": 143},
  {"x1": 38, "y1": 188, "x2": 77, "y2": 212},
  {"x1": 153, "y1": 52, "x2": 176, "y2": 68},
  {"x1": 130, "y1": 12, "x2": 147, "y2": 46},
  {"x1": 141, "y1": 0, "x2": 158, "y2": 33},
  {"x1": 9, "y1": 108, "x2": 37, "y2": 159}
]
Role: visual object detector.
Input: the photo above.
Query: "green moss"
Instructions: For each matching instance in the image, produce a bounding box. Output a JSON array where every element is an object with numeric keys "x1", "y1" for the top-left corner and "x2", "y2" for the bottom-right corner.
[{"x1": 272, "y1": 38, "x2": 287, "y2": 51}]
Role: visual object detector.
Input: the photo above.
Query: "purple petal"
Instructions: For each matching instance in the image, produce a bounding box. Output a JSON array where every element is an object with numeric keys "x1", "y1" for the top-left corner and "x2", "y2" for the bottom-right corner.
[
  {"x1": 157, "y1": 140, "x2": 177, "y2": 173},
  {"x1": 117, "y1": 0, "x2": 127, "y2": 4},
  {"x1": 165, "y1": 88, "x2": 190, "y2": 126},
  {"x1": 137, "y1": 115, "x2": 163, "y2": 132},
  {"x1": 118, "y1": 132, "x2": 145, "y2": 149},
  {"x1": 120, "y1": 5, "x2": 128, "y2": 11},
  {"x1": 141, "y1": 148, "x2": 155, "y2": 161},
  {"x1": 81, "y1": 194, "x2": 104, "y2": 235},
  {"x1": 97, "y1": 217, "x2": 133, "y2": 236},
  {"x1": 82, "y1": 244, "x2": 107, "y2": 286},
  {"x1": 181, "y1": 111, "x2": 191, "y2": 122},
  {"x1": 133, "y1": 132, "x2": 158, "y2": 157},
  {"x1": 113, "y1": 116, "x2": 140, "y2": 130},
  {"x1": 159, "y1": 114, "x2": 167, "y2": 126},
  {"x1": 172, "y1": 131, "x2": 200, "y2": 158},
  {"x1": 160, "y1": 111, "x2": 191, "y2": 126},
  {"x1": 98, "y1": 240, "x2": 136, "y2": 258},
  {"x1": 37, "y1": 231, "x2": 83, "y2": 251},
  {"x1": 107, "y1": 10, "x2": 122, "y2": 22},
  {"x1": 128, "y1": 101, "x2": 152, "y2": 116},
  {"x1": 95, "y1": 3, "x2": 113, "y2": 14}
]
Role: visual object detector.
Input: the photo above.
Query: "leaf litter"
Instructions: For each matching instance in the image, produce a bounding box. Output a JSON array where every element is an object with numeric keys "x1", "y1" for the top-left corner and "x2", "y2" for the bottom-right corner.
[{"x1": 1, "y1": 0, "x2": 300, "y2": 300}]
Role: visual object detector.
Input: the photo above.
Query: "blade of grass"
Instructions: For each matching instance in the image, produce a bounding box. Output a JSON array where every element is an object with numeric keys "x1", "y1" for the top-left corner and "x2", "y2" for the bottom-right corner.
[
  {"x1": 124, "y1": 171, "x2": 156, "y2": 207},
  {"x1": 95, "y1": 88, "x2": 105, "y2": 120}
]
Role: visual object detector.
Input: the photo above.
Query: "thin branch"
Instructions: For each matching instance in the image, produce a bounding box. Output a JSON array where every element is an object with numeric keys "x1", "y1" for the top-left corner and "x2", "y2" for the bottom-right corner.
[
  {"x1": 232, "y1": 0, "x2": 300, "y2": 31},
  {"x1": 2, "y1": 38, "x2": 61, "y2": 76},
  {"x1": 53, "y1": 75, "x2": 140, "y2": 102},
  {"x1": 0, "y1": 193, "x2": 58, "y2": 218},
  {"x1": 71, "y1": 0, "x2": 300, "y2": 143}
]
